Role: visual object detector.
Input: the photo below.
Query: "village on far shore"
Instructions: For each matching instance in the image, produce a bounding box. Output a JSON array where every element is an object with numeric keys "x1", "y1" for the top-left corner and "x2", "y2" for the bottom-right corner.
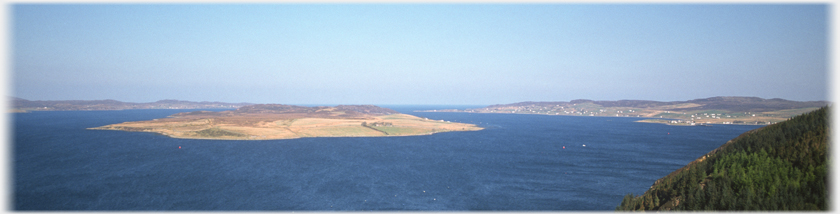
[{"x1": 421, "y1": 96, "x2": 828, "y2": 126}]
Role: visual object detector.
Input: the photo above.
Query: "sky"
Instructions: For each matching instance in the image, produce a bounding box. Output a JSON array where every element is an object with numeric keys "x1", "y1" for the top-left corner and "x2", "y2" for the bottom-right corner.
[{"x1": 10, "y1": 4, "x2": 830, "y2": 105}]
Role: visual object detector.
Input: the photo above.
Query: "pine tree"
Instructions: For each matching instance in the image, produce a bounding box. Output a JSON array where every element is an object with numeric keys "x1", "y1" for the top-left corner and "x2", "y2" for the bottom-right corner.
[{"x1": 615, "y1": 107, "x2": 828, "y2": 211}]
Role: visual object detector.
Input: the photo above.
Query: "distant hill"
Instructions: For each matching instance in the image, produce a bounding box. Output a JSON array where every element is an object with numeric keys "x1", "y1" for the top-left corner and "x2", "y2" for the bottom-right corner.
[
  {"x1": 427, "y1": 96, "x2": 829, "y2": 125},
  {"x1": 487, "y1": 96, "x2": 827, "y2": 112},
  {"x1": 615, "y1": 107, "x2": 828, "y2": 211},
  {"x1": 678, "y1": 97, "x2": 828, "y2": 112},
  {"x1": 11, "y1": 97, "x2": 253, "y2": 111},
  {"x1": 234, "y1": 104, "x2": 398, "y2": 115}
]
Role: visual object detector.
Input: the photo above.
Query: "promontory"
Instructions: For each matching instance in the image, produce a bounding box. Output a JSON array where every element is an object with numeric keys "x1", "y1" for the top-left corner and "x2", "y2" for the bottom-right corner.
[
  {"x1": 423, "y1": 96, "x2": 828, "y2": 126},
  {"x1": 89, "y1": 104, "x2": 483, "y2": 140}
]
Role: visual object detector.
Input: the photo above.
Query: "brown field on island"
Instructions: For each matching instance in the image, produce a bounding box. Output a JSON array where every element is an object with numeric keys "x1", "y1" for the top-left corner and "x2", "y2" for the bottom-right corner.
[{"x1": 88, "y1": 104, "x2": 482, "y2": 140}]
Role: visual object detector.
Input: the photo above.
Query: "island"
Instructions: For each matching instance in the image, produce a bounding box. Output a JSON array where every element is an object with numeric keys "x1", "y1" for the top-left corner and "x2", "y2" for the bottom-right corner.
[
  {"x1": 422, "y1": 96, "x2": 828, "y2": 126},
  {"x1": 88, "y1": 104, "x2": 483, "y2": 140}
]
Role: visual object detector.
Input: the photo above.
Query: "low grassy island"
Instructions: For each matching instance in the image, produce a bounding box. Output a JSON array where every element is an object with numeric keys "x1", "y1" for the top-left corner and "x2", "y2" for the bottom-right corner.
[{"x1": 89, "y1": 104, "x2": 483, "y2": 140}]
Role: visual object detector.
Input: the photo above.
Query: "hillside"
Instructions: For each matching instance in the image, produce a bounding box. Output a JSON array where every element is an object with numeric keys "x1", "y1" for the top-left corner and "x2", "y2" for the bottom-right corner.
[
  {"x1": 425, "y1": 96, "x2": 828, "y2": 125},
  {"x1": 89, "y1": 104, "x2": 482, "y2": 140},
  {"x1": 615, "y1": 106, "x2": 829, "y2": 211},
  {"x1": 11, "y1": 97, "x2": 252, "y2": 111}
]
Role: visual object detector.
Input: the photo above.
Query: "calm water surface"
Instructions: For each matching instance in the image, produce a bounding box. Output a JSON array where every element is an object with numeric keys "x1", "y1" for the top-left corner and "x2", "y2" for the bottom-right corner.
[{"x1": 13, "y1": 106, "x2": 762, "y2": 210}]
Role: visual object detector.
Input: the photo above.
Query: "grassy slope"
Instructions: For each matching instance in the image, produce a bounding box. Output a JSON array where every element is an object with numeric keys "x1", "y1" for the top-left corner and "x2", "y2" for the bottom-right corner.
[{"x1": 615, "y1": 107, "x2": 829, "y2": 211}]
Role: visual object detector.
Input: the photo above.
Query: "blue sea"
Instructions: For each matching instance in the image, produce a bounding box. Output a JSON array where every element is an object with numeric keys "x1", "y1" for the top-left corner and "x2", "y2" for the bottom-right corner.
[{"x1": 13, "y1": 106, "x2": 763, "y2": 210}]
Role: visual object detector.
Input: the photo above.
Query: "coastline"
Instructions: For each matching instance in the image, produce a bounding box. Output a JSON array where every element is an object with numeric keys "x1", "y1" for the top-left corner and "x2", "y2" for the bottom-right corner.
[
  {"x1": 88, "y1": 113, "x2": 483, "y2": 141},
  {"x1": 424, "y1": 110, "x2": 781, "y2": 126}
]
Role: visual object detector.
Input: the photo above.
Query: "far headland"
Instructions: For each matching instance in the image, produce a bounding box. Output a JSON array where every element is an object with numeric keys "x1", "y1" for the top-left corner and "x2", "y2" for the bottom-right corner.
[{"x1": 421, "y1": 96, "x2": 829, "y2": 126}]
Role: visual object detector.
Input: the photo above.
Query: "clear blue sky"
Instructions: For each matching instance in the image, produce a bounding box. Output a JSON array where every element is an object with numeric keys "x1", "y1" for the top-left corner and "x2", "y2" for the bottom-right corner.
[{"x1": 11, "y1": 4, "x2": 829, "y2": 105}]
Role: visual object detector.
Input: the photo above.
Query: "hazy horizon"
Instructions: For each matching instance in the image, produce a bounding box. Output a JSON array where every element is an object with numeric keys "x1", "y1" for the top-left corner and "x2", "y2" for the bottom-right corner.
[
  {"x1": 12, "y1": 4, "x2": 829, "y2": 105},
  {"x1": 10, "y1": 95, "x2": 830, "y2": 107}
]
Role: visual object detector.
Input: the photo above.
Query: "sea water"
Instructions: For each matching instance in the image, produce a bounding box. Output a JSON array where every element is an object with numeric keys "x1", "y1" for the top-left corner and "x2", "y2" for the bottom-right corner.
[{"x1": 12, "y1": 106, "x2": 762, "y2": 210}]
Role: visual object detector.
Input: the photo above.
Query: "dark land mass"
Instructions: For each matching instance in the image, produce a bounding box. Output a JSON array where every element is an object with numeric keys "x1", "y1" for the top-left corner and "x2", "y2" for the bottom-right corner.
[
  {"x1": 616, "y1": 107, "x2": 828, "y2": 211},
  {"x1": 426, "y1": 96, "x2": 829, "y2": 125},
  {"x1": 11, "y1": 97, "x2": 253, "y2": 111}
]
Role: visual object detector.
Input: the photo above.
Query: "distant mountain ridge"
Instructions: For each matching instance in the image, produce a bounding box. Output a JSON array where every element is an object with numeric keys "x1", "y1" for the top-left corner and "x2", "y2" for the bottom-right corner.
[
  {"x1": 233, "y1": 104, "x2": 398, "y2": 116},
  {"x1": 489, "y1": 96, "x2": 828, "y2": 113},
  {"x1": 11, "y1": 97, "x2": 253, "y2": 111},
  {"x1": 10, "y1": 98, "x2": 401, "y2": 116}
]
